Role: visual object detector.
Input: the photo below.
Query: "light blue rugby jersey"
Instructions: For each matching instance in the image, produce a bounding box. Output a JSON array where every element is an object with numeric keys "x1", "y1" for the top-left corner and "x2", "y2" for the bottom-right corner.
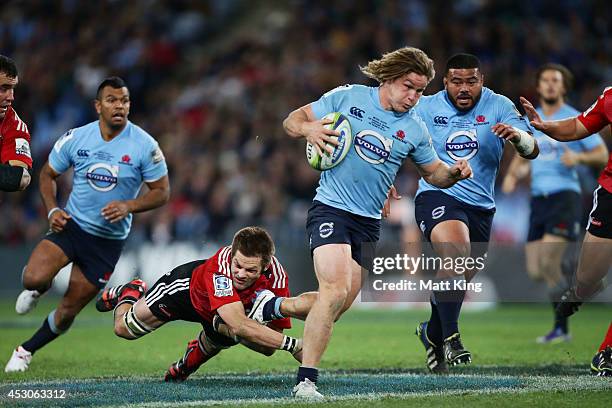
[
  {"x1": 49, "y1": 120, "x2": 168, "y2": 239},
  {"x1": 415, "y1": 87, "x2": 532, "y2": 209},
  {"x1": 530, "y1": 104, "x2": 604, "y2": 196},
  {"x1": 310, "y1": 84, "x2": 438, "y2": 219}
]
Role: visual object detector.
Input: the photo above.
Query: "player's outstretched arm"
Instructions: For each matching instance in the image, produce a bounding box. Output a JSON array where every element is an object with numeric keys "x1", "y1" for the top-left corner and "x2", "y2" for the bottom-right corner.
[
  {"x1": 217, "y1": 301, "x2": 302, "y2": 356},
  {"x1": 101, "y1": 175, "x2": 170, "y2": 223},
  {"x1": 560, "y1": 144, "x2": 609, "y2": 169},
  {"x1": 283, "y1": 104, "x2": 339, "y2": 156},
  {"x1": 416, "y1": 159, "x2": 472, "y2": 188},
  {"x1": 520, "y1": 96, "x2": 591, "y2": 141}
]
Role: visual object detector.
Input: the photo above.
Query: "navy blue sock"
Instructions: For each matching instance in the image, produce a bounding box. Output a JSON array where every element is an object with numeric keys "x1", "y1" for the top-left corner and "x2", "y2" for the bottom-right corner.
[
  {"x1": 21, "y1": 311, "x2": 64, "y2": 354},
  {"x1": 553, "y1": 302, "x2": 568, "y2": 333},
  {"x1": 296, "y1": 366, "x2": 319, "y2": 385},
  {"x1": 434, "y1": 290, "x2": 465, "y2": 339},
  {"x1": 426, "y1": 297, "x2": 443, "y2": 346}
]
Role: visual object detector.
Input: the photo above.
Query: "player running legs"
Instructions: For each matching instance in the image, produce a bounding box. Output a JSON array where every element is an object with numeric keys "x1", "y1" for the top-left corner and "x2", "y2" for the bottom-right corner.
[
  {"x1": 5, "y1": 258, "x2": 99, "y2": 372},
  {"x1": 294, "y1": 243, "x2": 361, "y2": 399},
  {"x1": 526, "y1": 234, "x2": 572, "y2": 343},
  {"x1": 423, "y1": 220, "x2": 472, "y2": 369},
  {"x1": 561, "y1": 232, "x2": 611, "y2": 308}
]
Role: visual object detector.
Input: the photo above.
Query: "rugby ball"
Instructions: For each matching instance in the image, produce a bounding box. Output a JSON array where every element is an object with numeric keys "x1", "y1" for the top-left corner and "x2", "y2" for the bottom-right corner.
[{"x1": 306, "y1": 112, "x2": 352, "y2": 171}]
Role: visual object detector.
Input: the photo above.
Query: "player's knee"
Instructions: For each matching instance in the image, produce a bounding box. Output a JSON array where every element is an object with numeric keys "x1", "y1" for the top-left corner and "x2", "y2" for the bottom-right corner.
[
  {"x1": 114, "y1": 320, "x2": 135, "y2": 339},
  {"x1": 116, "y1": 305, "x2": 154, "y2": 340},
  {"x1": 22, "y1": 268, "x2": 51, "y2": 292},
  {"x1": 538, "y1": 256, "x2": 558, "y2": 276},
  {"x1": 444, "y1": 242, "x2": 470, "y2": 258},
  {"x1": 335, "y1": 297, "x2": 353, "y2": 321},
  {"x1": 319, "y1": 285, "x2": 349, "y2": 311},
  {"x1": 526, "y1": 266, "x2": 543, "y2": 281}
]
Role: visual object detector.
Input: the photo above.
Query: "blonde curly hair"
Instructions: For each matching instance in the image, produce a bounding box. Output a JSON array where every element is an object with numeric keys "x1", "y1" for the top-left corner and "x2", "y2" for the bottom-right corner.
[{"x1": 360, "y1": 47, "x2": 435, "y2": 84}]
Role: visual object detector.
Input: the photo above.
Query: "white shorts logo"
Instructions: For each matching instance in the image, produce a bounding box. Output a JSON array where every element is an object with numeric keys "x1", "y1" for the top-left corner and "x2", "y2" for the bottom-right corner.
[
  {"x1": 15, "y1": 138, "x2": 31, "y2": 158},
  {"x1": 213, "y1": 274, "x2": 233, "y2": 297},
  {"x1": 431, "y1": 206, "x2": 446, "y2": 220},
  {"x1": 319, "y1": 222, "x2": 334, "y2": 238},
  {"x1": 419, "y1": 220, "x2": 426, "y2": 233}
]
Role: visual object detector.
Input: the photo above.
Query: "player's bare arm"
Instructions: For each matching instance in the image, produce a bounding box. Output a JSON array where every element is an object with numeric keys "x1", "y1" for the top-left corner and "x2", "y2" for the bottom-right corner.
[
  {"x1": 382, "y1": 185, "x2": 402, "y2": 219},
  {"x1": 283, "y1": 104, "x2": 339, "y2": 156},
  {"x1": 492, "y1": 123, "x2": 539, "y2": 159},
  {"x1": 101, "y1": 175, "x2": 170, "y2": 223},
  {"x1": 0, "y1": 160, "x2": 30, "y2": 191},
  {"x1": 520, "y1": 96, "x2": 591, "y2": 141},
  {"x1": 217, "y1": 301, "x2": 301, "y2": 356},
  {"x1": 239, "y1": 325, "x2": 285, "y2": 357},
  {"x1": 416, "y1": 159, "x2": 472, "y2": 188},
  {"x1": 560, "y1": 144, "x2": 608, "y2": 168},
  {"x1": 39, "y1": 161, "x2": 72, "y2": 233},
  {"x1": 501, "y1": 154, "x2": 530, "y2": 194}
]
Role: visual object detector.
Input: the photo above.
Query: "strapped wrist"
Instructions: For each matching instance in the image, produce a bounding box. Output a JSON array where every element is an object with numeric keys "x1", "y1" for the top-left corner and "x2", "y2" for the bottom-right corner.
[{"x1": 511, "y1": 127, "x2": 535, "y2": 156}]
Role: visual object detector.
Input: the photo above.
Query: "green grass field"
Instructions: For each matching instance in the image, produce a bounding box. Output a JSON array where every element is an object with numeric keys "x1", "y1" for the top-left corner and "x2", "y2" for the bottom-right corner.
[{"x1": 0, "y1": 299, "x2": 610, "y2": 407}]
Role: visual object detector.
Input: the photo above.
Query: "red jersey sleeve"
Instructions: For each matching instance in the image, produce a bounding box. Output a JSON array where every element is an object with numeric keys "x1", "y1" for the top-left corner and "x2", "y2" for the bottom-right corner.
[
  {"x1": 0, "y1": 107, "x2": 32, "y2": 167},
  {"x1": 577, "y1": 87, "x2": 612, "y2": 134},
  {"x1": 203, "y1": 247, "x2": 242, "y2": 313},
  {"x1": 267, "y1": 256, "x2": 292, "y2": 330}
]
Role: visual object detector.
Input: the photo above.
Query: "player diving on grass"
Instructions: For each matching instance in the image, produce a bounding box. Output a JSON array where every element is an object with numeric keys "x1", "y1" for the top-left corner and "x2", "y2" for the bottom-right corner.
[
  {"x1": 502, "y1": 64, "x2": 607, "y2": 344},
  {"x1": 521, "y1": 87, "x2": 612, "y2": 377},
  {"x1": 282, "y1": 46, "x2": 473, "y2": 399},
  {"x1": 95, "y1": 227, "x2": 303, "y2": 381},
  {"x1": 405, "y1": 53, "x2": 539, "y2": 374},
  {"x1": 5, "y1": 77, "x2": 170, "y2": 373}
]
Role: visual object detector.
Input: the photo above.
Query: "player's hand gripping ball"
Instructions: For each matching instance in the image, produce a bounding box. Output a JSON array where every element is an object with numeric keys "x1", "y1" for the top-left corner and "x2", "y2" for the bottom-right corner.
[{"x1": 306, "y1": 112, "x2": 352, "y2": 171}]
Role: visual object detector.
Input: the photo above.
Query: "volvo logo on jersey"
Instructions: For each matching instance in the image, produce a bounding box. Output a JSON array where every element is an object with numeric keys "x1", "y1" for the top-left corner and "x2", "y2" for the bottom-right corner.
[
  {"x1": 354, "y1": 130, "x2": 393, "y2": 164},
  {"x1": 86, "y1": 163, "x2": 119, "y2": 192},
  {"x1": 445, "y1": 130, "x2": 479, "y2": 161}
]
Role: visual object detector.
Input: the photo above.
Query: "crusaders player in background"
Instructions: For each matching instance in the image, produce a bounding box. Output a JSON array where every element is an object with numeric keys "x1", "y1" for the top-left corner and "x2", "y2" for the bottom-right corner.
[
  {"x1": 0, "y1": 54, "x2": 32, "y2": 192},
  {"x1": 96, "y1": 226, "x2": 301, "y2": 382},
  {"x1": 521, "y1": 87, "x2": 612, "y2": 376}
]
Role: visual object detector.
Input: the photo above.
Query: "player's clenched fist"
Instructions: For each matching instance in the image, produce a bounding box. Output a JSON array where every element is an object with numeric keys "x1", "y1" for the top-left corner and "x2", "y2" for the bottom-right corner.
[
  {"x1": 449, "y1": 159, "x2": 472, "y2": 180},
  {"x1": 48, "y1": 208, "x2": 71, "y2": 233}
]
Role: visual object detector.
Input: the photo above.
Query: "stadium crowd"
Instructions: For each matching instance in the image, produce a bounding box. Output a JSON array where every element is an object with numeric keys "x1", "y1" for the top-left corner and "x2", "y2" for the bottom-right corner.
[{"x1": 0, "y1": 0, "x2": 609, "y2": 246}]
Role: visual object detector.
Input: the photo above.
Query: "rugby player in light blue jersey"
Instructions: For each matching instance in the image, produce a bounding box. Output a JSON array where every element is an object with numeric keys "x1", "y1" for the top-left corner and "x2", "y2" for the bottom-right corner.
[
  {"x1": 503, "y1": 64, "x2": 607, "y2": 345},
  {"x1": 411, "y1": 54, "x2": 539, "y2": 373},
  {"x1": 5, "y1": 77, "x2": 169, "y2": 373},
  {"x1": 283, "y1": 47, "x2": 472, "y2": 399}
]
